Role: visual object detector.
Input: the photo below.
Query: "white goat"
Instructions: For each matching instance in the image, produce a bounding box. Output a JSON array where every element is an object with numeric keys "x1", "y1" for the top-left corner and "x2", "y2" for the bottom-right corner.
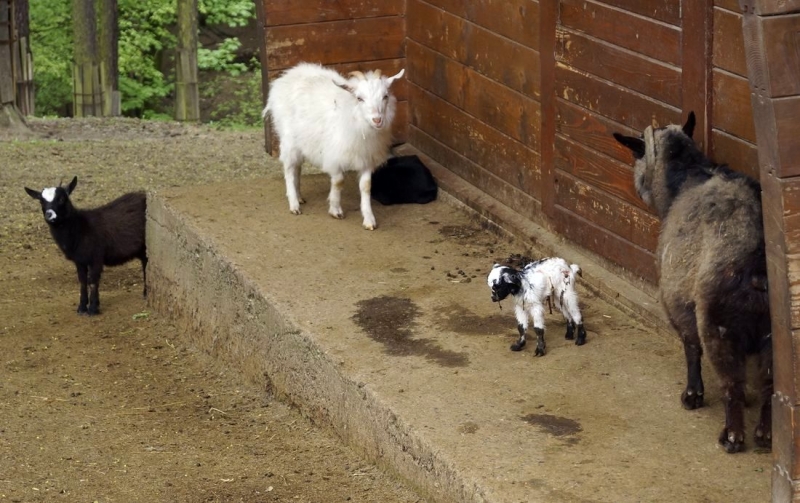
[
  {"x1": 487, "y1": 257, "x2": 587, "y2": 356},
  {"x1": 262, "y1": 62, "x2": 405, "y2": 230}
]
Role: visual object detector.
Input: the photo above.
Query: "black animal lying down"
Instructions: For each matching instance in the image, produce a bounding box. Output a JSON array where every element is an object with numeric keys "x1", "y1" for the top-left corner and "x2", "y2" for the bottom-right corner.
[
  {"x1": 371, "y1": 155, "x2": 438, "y2": 206},
  {"x1": 25, "y1": 176, "x2": 147, "y2": 316}
]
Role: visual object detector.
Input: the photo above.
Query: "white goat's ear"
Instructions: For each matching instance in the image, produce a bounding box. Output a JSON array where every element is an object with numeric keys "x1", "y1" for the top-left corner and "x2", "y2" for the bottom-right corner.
[
  {"x1": 333, "y1": 79, "x2": 355, "y2": 94},
  {"x1": 384, "y1": 69, "x2": 405, "y2": 87},
  {"x1": 24, "y1": 187, "x2": 41, "y2": 200}
]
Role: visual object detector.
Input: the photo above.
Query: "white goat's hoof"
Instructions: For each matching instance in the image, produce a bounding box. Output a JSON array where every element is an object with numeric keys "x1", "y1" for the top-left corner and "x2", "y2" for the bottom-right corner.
[
  {"x1": 329, "y1": 210, "x2": 344, "y2": 219},
  {"x1": 289, "y1": 207, "x2": 302, "y2": 215},
  {"x1": 362, "y1": 218, "x2": 377, "y2": 230},
  {"x1": 298, "y1": 197, "x2": 306, "y2": 204}
]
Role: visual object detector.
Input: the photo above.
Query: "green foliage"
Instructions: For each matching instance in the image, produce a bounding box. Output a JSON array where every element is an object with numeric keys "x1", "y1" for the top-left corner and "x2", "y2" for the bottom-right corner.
[
  {"x1": 201, "y1": 64, "x2": 264, "y2": 130},
  {"x1": 29, "y1": 0, "x2": 256, "y2": 119}
]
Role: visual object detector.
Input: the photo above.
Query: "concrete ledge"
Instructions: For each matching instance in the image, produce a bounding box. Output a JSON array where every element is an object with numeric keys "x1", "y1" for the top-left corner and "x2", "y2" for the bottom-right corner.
[{"x1": 146, "y1": 176, "x2": 769, "y2": 503}]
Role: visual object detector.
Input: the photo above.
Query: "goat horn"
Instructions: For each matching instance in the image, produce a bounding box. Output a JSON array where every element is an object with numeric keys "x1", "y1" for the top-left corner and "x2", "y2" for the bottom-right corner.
[
  {"x1": 373, "y1": 69, "x2": 382, "y2": 78},
  {"x1": 348, "y1": 71, "x2": 366, "y2": 81}
]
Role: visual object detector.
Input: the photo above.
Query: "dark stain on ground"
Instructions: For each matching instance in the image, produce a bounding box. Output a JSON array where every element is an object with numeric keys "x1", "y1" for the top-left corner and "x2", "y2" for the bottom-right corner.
[
  {"x1": 522, "y1": 413, "x2": 582, "y2": 441},
  {"x1": 353, "y1": 296, "x2": 469, "y2": 368},
  {"x1": 438, "y1": 225, "x2": 481, "y2": 241},
  {"x1": 434, "y1": 303, "x2": 510, "y2": 336},
  {"x1": 458, "y1": 421, "x2": 479, "y2": 434}
]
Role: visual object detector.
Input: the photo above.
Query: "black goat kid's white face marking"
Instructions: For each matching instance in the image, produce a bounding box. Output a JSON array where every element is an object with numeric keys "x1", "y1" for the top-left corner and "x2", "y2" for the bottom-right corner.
[{"x1": 24, "y1": 176, "x2": 78, "y2": 225}]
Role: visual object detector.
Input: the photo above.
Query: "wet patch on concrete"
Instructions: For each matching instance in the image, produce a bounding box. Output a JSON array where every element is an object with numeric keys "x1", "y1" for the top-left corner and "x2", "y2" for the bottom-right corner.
[
  {"x1": 522, "y1": 413, "x2": 582, "y2": 442},
  {"x1": 353, "y1": 296, "x2": 469, "y2": 367},
  {"x1": 434, "y1": 303, "x2": 509, "y2": 336}
]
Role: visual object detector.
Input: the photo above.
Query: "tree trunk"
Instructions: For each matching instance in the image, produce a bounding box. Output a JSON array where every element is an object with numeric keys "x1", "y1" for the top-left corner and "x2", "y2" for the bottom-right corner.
[
  {"x1": 12, "y1": 0, "x2": 33, "y2": 115},
  {"x1": 97, "y1": 0, "x2": 119, "y2": 116},
  {"x1": 175, "y1": 0, "x2": 199, "y2": 121},
  {"x1": 0, "y1": 0, "x2": 27, "y2": 131},
  {"x1": 72, "y1": 0, "x2": 102, "y2": 117}
]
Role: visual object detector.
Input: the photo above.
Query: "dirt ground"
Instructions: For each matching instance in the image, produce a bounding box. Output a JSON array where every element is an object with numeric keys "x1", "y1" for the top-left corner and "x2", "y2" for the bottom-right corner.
[{"x1": 0, "y1": 119, "x2": 425, "y2": 503}]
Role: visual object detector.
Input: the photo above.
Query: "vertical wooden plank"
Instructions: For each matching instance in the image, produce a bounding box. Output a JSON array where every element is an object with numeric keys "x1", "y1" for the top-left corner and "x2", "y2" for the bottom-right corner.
[
  {"x1": 739, "y1": 1, "x2": 800, "y2": 500},
  {"x1": 539, "y1": 0, "x2": 556, "y2": 219},
  {"x1": 681, "y1": 0, "x2": 713, "y2": 152},
  {"x1": 255, "y1": 0, "x2": 273, "y2": 155}
]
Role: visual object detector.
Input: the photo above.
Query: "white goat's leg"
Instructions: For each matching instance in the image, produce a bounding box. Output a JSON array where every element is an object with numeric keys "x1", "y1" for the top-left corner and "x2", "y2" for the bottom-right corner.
[
  {"x1": 327, "y1": 170, "x2": 345, "y2": 219},
  {"x1": 281, "y1": 146, "x2": 303, "y2": 214},
  {"x1": 359, "y1": 169, "x2": 377, "y2": 230},
  {"x1": 560, "y1": 287, "x2": 586, "y2": 346},
  {"x1": 531, "y1": 303, "x2": 547, "y2": 356},
  {"x1": 510, "y1": 304, "x2": 528, "y2": 351},
  {"x1": 295, "y1": 164, "x2": 305, "y2": 204}
]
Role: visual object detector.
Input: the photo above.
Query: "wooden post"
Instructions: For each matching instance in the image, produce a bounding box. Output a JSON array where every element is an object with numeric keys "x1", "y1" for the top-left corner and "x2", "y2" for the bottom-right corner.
[
  {"x1": 254, "y1": 0, "x2": 273, "y2": 154},
  {"x1": 98, "y1": 0, "x2": 120, "y2": 116},
  {"x1": 175, "y1": 0, "x2": 199, "y2": 122},
  {"x1": 71, "y1": 0, "x2": 102, "y2": 117},
  {"x1": 0, "y1": 0, "x2": 25, "y2": 130},
  {"x1": 680, "y1": 0, "x2": 713, "y2": 153},
  {"x1": 739, "y1": 1, "x2": 800, "y2": 500}
]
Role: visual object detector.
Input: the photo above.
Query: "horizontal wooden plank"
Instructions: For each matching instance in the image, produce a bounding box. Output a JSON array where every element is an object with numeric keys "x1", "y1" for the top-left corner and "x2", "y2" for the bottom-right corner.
[
  {"x1": 752, "y1": 13, "x2": 800, "y2": 98},
  {"x1": 263, "y1": 0, "x2": 403, "y2": 26},
  {"x1": 266, "y1": 17, "x2": 405, "y2": 70},
  {"x1": 554, "y1": 135, "x2": 650, "y2": 211},
  {"x1": 555, "y1": 171, "x2": 660, "y2": 251},
  {"x1": 713, "y1": 7, "x2": 747, "y2": 77},
  {"x1": 559, "y1": 0, "x2": 681, "y2": 67},
  {"x1": 554, "y1": 206, "x2": 658, "y2": 283},
  {"x1": 710, "y1": 129, "x2": 759, "y2": 180},
  {"x1": 268, "y1": 59, "x2": 408, "y2": 101},
  {"x1": 712, "y1": 69, "x2": 756, "y2": 143},
  {"x1": 556, "y1": 98, "x2": 640, "y2": 163},
  {"x1": 409, "y1": 84, "x2": 542, "y2": 200},
  {"x1": 714, "y1": 0, "x2": 741, "y2": 12},
  {"x1": 557, "y1": 28, "x2": 681, "y2": 107},
  {"x1": 772, "y1": 96, "x2": 800, "y2": 178},
  {"x1": 409, "y1": 126, "x2": 543, "y2": 219},
  {"x1": 594, "y1": 0, "x2": 680, "y2": 25},
  {"x1": 407, "y1": 0, "x2": 541, "y2": 99},
  {"x1": 751, "y1": 0, "x2": 800, "y2": 15},
  {"x1": 555, "y1": 63, "x2": 681, "y2": 132},
  {"x1": 407, "y1": 41, "x2": 541, "y2": 150},
  {"x1": 421, "y1": 0, "x2": 540, "y2": 50},
  {"x1": 393, "y1": 100, "x2": 408, "y2": 144}
]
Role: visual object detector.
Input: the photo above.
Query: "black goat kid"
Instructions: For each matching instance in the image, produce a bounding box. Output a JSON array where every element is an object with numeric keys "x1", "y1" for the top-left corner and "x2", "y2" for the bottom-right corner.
[
  {"x1": 614, "y1": 113, "x2": 772, "y2": 453},
  {"x1": 25, "y1": 177, "x2": 147, "y2": 315}
]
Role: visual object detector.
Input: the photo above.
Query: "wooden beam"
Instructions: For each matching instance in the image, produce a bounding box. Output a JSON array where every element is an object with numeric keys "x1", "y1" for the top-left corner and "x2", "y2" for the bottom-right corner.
[
  {"x1": 539, "y1": 0, "x2": 556, "y2": 219},
  {"x1": 681, "y1": 0, "x2": 713, "y2": 152},
  {"x1": 739, "y1": 1, "x2": 800, "y2": 500}
]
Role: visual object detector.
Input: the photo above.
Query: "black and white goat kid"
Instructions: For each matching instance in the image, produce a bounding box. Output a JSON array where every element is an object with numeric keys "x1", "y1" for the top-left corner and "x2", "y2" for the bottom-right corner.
[
  {"x1": 25, "y1": 177, "x2": 147, "y2": 316},
  {"x1": 487, "y1": 258, "x2": 586, "y2": 356}
]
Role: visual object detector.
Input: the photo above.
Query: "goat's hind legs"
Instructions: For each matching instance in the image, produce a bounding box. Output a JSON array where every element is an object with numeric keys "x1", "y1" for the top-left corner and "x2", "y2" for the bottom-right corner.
[
  {"x1": 704, "y1": 323, "x2": 746, "y2": 453},
  {"x1": 281, "y1": 147, "x2": 304, "y2": 214},
  {"x1": 76, "y1": 263, "x2": 89, "y2": 314},
  {"x1": 668, "y1": 307, "x2": 705, "y2": 410},
  {"x1": 754, "y1": 333, "x2": 773, "y2": 450},
  {"x1": 532, "y1": 303, "x2": 547, "y2": 356}
]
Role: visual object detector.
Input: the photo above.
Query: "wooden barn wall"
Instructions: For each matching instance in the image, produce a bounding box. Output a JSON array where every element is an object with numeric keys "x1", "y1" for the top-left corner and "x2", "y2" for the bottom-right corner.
[
  {"x1": 259, "y1": 1, "x2": 758, "y2": 287},
  {"x1": 257, "y1": 0, "x2": 408, "y2": 152}
]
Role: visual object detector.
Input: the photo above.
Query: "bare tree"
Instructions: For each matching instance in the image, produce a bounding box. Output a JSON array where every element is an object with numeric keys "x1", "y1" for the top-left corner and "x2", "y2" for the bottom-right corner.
[
  {"x1": 175, "y1": 0, "x2": 199, "y2": 121},
  {"x1": 97, "y1": 0, "x2": 119, "y2": 116},
  {"x1": 72, "y1": 0, "x2": 102, "y2": 116},
  {"x1": 0, "y1": 0, "x2": 26, "y2": 130}
]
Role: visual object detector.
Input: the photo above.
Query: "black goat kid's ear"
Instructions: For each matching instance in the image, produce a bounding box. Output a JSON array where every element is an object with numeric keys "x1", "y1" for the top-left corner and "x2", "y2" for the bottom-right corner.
[
  {"x1": 613, "y1": 133, "x2": 645, "y2": 160},
  {"x1": 683, "y1": 111, "x2": 696, "y2": 139},
  {"x1": 67, "y1": 176, "x2": 78, "y2": 195},
  {"x1": 24, "y1": 187, "x2": 41, "y2": 200}
]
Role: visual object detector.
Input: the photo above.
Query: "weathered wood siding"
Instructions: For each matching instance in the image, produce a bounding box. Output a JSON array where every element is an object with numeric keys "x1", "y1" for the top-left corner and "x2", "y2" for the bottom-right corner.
[
  {"x1": 406, "y1": 0, "x2": 544, "y2": 224},
  {"x1": 259, "y1": 1, "x2": 758, "y2": 286},
  {"x1": 258, "y1": 0, "x2": 407, "y2": 152}
]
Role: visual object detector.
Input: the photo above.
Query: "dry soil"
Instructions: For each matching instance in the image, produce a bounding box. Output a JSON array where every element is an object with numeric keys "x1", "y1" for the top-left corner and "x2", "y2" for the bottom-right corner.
[{"x1": 0, "y1": 118, "x2": 425, "y2": 503}]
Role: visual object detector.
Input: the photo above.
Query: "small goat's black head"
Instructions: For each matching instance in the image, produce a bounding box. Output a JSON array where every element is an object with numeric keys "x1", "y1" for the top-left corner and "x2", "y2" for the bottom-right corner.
[
  {"x1": 25, "y1": 176, "x2": 78, "y2": 225},
  {"x1": 487, "y1": 264, "x2": 522, "y2": 302}
]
